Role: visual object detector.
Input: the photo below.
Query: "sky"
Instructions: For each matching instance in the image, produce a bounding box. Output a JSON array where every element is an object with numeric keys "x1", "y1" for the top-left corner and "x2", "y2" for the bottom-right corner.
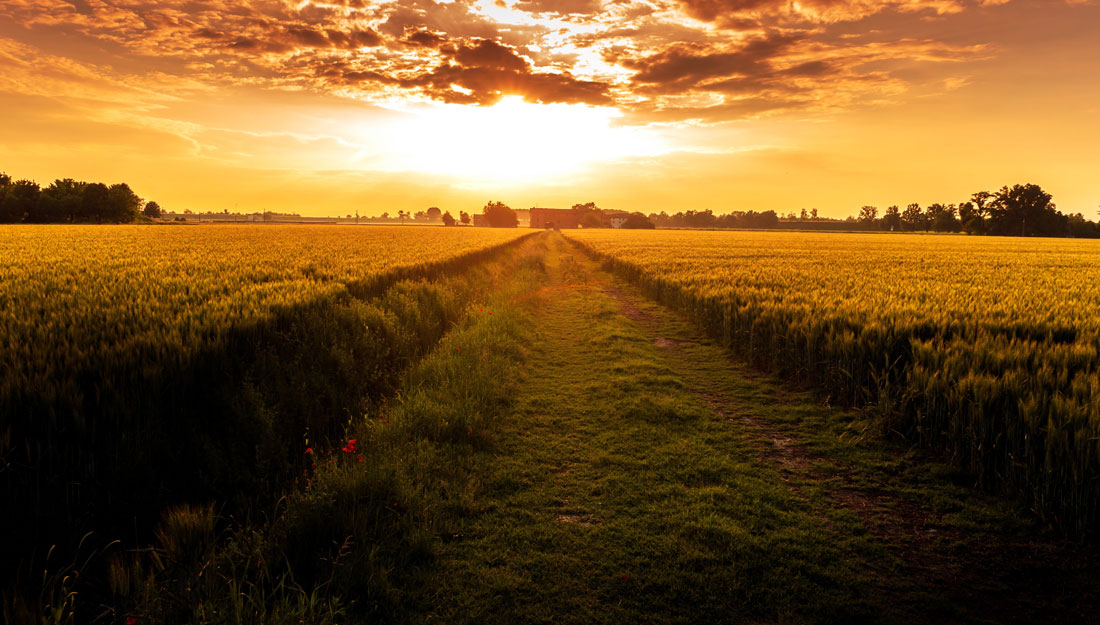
[{"x1": 1, "y1": 0, "x2": 1098, "y2": 217}]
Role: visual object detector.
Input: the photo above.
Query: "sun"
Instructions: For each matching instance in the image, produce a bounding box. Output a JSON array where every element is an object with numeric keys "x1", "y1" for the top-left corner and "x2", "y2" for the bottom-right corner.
[{"x1": 370, "y1": 96, "x2": 664, "y2": 185}]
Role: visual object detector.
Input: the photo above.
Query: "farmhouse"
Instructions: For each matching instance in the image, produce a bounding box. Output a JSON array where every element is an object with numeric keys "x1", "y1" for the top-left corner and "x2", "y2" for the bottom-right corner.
[
  {"x1": 529, "y1": 207, "x2": 579, "y2": 229},
  {"x1": 605, "y1": 210, "x2": 629, "y2": 228}
]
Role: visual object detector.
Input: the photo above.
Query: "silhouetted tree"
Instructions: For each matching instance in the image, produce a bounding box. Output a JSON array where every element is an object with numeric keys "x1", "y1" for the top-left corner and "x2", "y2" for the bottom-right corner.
[
  {"x1": 858, "y1": 205, "x2": 878, "y2": 224},
  {"x1": 756, "y1": 210, "x2": 780, "y2": 228},
  {"x1": 106, "y1": 183, "x2": 142, "y2": 223},
  {"x1": 572, "y1": 202, "x2": 603, "y2": 227},
  {"x1": 811, "y1": 208, "x2": 818, "y2": 219},
  {"x1": 2, "y1": 179, "x2": 40, "y2": 223},
  {"x1": 579, "y1": 212, "x2": 604, "y2": 228},
  {"x1": 459, "y1": 211, "x2": 471, "y2": 226},
  {"x1": 881, "y1": 205, "x2": 901, "y2": 231},
  {"x1": 684, "y1": 209, "x2": 717, "y2": 228},
  {"x1": 901, "y1": 203, "x2": 925, "y2": 231},
  {"x1": 0, "y1": 173, "x2": 8, "y2": 220},
  {"x1": 622, "y1": 212, "x2": 655, "y2": 229},
  {"x1": 957, "y1": 201, "x2": 985, "y2": 235},
  {"x1": 398, "y1": 210, "x2": 408, "y2": 224},
  {"x1": 1065, "y1": 212, "x2": 1099, "y2": 238},
  {"x1": 441, "y1": 210, "x2": 456, "y2": 226},
  {"x1": 414, "y1": 210, "x2": 427, "y2": 222},
  {"x1": 927, "y1": 203, "x2": 960, "y2": 232},
  {"x1": 988, "y1": 183, "x2": 1060, "y2": 237},
  {"x1": 82, "y1": 182, "x2": 110, "y2": 223},
  {"x1": 39, "y1": 179, "x2": 85, "y2": 223},
  {"x1": 144, "y1": 201, "x2": 162, "y2": 219},
  {"x1": 426, "y1": 206, "x2": 442, "y2": 221},
  {"x1": 482, "y1": 201, "x2": 518, "y2": 227}
]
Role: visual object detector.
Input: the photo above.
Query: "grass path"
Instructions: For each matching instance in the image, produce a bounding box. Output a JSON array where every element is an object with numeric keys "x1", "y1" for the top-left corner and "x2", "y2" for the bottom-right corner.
[{"x1": 406, "y1": 233, "x2": 1097, "y2": 625}]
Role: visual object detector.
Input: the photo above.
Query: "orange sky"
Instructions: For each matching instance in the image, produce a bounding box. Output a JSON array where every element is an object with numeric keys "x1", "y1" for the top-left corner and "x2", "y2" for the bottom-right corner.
[{"x1": 1, "y1": 0, "x2": 1098, "y2": 217}]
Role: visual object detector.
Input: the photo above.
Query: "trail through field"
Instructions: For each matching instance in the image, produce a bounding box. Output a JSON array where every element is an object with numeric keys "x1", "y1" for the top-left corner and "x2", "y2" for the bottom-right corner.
[{"x1": 408, "y1": 233, "x2": 1098, "y2": 625}]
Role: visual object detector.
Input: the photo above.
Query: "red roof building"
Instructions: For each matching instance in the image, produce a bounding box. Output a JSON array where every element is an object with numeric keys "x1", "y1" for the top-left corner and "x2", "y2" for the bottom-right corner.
[{"x1": 529, "y1": 207, "x2": 579, "y2": 229}]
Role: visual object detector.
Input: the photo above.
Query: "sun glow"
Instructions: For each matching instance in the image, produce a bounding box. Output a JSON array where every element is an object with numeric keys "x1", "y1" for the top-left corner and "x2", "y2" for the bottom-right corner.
[{"x1": 371, "y1": 96, "x2": 665, "y2": 185}]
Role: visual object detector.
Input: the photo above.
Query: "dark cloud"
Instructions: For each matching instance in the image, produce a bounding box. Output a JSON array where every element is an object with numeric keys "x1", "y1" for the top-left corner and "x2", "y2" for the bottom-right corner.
[
  {"x1": 326, "y1": 28, "x2": 384, "y2": 49},
  {"x1": 408, "y1": 63, "x2": 612, "y2": 105},
  {"x1": 285, "y1": 26, "x2": 330, "y2": 48},
  {"x1": 780, "y1": 60, "x2": 834, "y2": 76},
  {"x1": 453, "y1": 39, "x2": 529, "y2": 71},
  {"x1": 401, "y1": 27, "x2": 448, "y2": 47},
  {"x1": 624, "y1": 32, "x2": 805, "y2": 91}
]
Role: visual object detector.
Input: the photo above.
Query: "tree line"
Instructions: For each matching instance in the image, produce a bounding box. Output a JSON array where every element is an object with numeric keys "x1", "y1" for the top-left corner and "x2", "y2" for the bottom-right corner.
[
  {"x1": 0, "y1": 172, "x2": 158, "y2": 224},
  {"x1": 846, "y1": 184, "x2": 1099, "y2": 237},
  {"x1": 589, "y1": 183, "x2": 1099, "y2": 238},
  {"x1": 646, "y1": 209, "x2": 780, "y2": 230}
]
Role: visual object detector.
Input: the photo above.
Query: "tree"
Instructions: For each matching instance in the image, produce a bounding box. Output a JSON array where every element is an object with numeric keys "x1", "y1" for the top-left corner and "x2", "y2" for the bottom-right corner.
[
  {"x1": 414, "y1": 210, "x2": 427, "y2": 222},
  {"x1": 810, "y1": 208, "x2": 818, "y2": 220},
  {"x1": 482, "y1": 201, "x2": 518, "y2": 227},
  {"x1": 441, "y1": 210, "x2": 456, "y2": 226},
  {"x1": 987, "y1": 183, "x2": 1060, "y2": 237},
  {"x1": 38, "y1": 178, "x2": 85, "y2": 223},
  {"x1": 81, "y1": 183, "x2": 110, "y2": 222},
  {"x1": 683, "y1": 209, "x2": 717, "y2": 228},
  {"x1": 800, "y1": 208, "x2": 809, "y2": 220},
  {"x1": 106, "y1": 183, "x2": 142, "y2": 223},
  {"x1": 901, "y1": 203, "x2": 925, "y2": 231},
  {"x1": 759, "y1": 210, "x2": 780, "y2": 228},
  {"x1": 881, "y1": 205, "x2": 901, "y2": 231},
  {"x1": 0, "y1": 174, "x2": 8, "y2": 221},
  {"x1": 398, "y1": 210, "x2": 408, "y2": 224},
  {"x1": 957, "y1": 201, "x2": 986, "y2": 235},
  {"x1": 858, "y1": 205, "x2": 878, "y2": 224},
  {"x1": 571, "y1": 201, "x2": 602, "y2": 227},
  {"x1": 927, "y1": 203, "x2": 960, "y2": 232},
  {"x1": 2, "y1": 179, "x2": 40, "y2": 223},
  {"x1": 621, "y1": 212, "x2": 655, "y2": 229},
  {"x1": 459, "y1": 211, "x2": 471, "y2": 226},
  {"x1": 426, "y1": 206, "x2": 442, "y2": 221},
  {"x1": 1066, "y1": 212, "x2": 1099, "y2": 238},
  {"x1": 579, "y1": 212, "x2": 604, "y2": 228},
  {"x1": 144, "y1": 201, "x2": 162, "y2": 219}
]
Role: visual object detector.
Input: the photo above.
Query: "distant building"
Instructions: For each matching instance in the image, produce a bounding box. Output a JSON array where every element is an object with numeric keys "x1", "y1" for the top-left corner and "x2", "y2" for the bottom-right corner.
[
  {"x1": 529, "y1": 207, "x2": 579, "y2": 229},
  {"x1": 605, "y1": 210, "x2": 629, "y2": 229},
  {"x1": 472, "y1": 213, "x2": 487, "y2": 227}
]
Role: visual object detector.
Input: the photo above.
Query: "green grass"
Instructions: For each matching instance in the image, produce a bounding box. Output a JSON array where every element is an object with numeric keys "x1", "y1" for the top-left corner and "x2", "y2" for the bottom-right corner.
[{"x1": 408, "y1": 237, "x2": 882, "y2": 624}]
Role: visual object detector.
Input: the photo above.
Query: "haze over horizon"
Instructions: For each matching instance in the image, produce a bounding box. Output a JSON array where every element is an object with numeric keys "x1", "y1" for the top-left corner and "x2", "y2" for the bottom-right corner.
[{"x1": 2, "y1": 0, "x2": 1098, "y2": 217}]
